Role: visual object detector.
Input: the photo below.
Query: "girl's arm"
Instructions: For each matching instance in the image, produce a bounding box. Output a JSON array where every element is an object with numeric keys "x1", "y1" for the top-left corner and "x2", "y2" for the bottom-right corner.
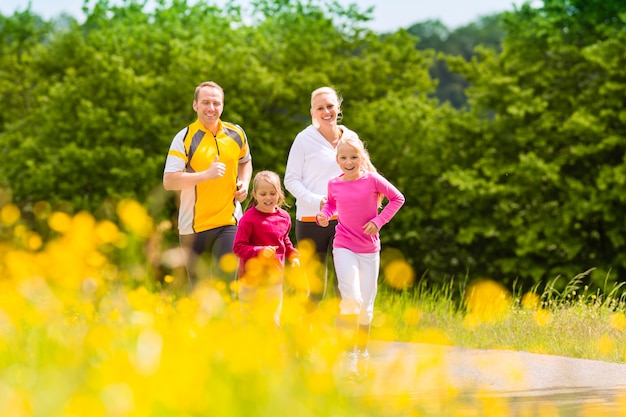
[
  {"x1": 370, "y1": 174, "x2": 405, "y2": 231},
  {"x1": 233, "y1": 218, "x2": 261, "y2": 261}
]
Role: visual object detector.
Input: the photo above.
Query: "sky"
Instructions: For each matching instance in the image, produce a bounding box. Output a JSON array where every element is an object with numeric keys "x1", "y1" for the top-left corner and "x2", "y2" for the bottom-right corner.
[{"x1": 1, "y1": 0, "x2": 527, "y2": 32}]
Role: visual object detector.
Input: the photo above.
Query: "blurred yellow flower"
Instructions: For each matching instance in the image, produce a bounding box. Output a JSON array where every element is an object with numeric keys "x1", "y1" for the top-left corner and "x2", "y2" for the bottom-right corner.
[
  {"x1": 384, "y1": 259, "x2": 415, "y2": 290},
  {"x1": 609, "y1": 312, "x2": 626, "y2": 330},
  {"x1": 596, "y1": 334, "x2": 615, "y2": 356},
  {"x1": 4, "y1": 249, "x2": 40, "y2": 281},
  {"x1": 533, "y1": 309, "x2": 553, "y2": 327},
  {"x1": 0, "y1": 204, "x2": 20, "y2": 226},
  {"x1": 295, "y1": 238, "x2": 316, "y2": 261},
  {"x1": 464, "y1": 279, "x2": 511, "y2": 324},
  {"x1": 414, "y1": 327, "x2": 451, "y2": 345},
  {"x1": 116, "y1": 199, "x2": 154, "y2": 238},
  {"x1": 25, "y1": 231, "x2": 42, "y2": 251},
  {"x1": 521, "y1": 292, "x2": 540, "y2": 309},
  {"x1": 63, "y1": 393, "x2": 105, "y2": 417},
  {"x1": 85, "y1": 250, "x2": 107, "y2": 268},
  {"x1": 95, "y1": 220, "x2": 121, "y2": 245},
  {"x1": 48, "y1": 211, "x2": 72, "y2": 233},
  {"x1": 403, "y1": 306, "x2": 422, "y2": 326},
  {"x1": 219, "y1": 253, "x2": 238, "y2": 274}
]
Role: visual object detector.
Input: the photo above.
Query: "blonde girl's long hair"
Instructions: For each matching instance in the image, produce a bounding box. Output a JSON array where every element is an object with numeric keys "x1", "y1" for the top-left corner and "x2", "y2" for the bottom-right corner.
[
  {"x1": 245, "y1": 170, "x2": 288, "y2": 211},
  {"x1": 337, "y1": 135, "x2": 384, "y2": 207},
  {"x1": 310, "y1": 86, "x2": 343, "y2": 127}
]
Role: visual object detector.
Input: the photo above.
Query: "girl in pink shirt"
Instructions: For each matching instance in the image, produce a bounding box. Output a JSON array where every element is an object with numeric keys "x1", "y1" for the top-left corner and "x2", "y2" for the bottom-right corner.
[
  {"x1": 233, "y1": 171, "x2": 300, "y2": 327},
  {"x1": 316, "y1": 136, "x2": 405, "y2": 374}
]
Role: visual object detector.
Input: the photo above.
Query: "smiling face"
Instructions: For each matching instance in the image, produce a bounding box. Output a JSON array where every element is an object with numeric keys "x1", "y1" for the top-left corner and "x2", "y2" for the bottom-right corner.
[
  {"x1": 336, "y1": 142, "x2": 363, "y2": 181},
  {"x1": 193, "y1": 86, "x2": 223, "y2": 131},
  {"x1": 253, "y1": 179, "x2": 279, "y2": 213},
  {"x1": 310, "y1": 92, "x2": 340, "y2": 128}
]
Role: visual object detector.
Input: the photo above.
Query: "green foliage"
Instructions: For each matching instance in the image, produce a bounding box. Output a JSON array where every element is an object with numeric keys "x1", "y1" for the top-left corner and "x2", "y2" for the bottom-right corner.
[
  {"x1": 409, "y1": 15, "x2": 506, "y2": 108},
  {"x1": 0, "y1": 0, "x2": 432, "y2": 220},
  {"x1": 441, "y1": 0, "x2": 626, "y2": 288},
  {"x1": 3, "y1": 0, "x2": 626, "y2": 294}
]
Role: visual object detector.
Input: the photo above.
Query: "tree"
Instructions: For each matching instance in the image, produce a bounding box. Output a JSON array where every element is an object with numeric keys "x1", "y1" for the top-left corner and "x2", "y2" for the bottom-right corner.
[
  {"x1": 0, "y1": 0, "x2": 439, "y2": 268},
  {"x1": 441, "y1": 0, "x2": 626, "y2": 288},
  {"x1": 408, "y1": 15, "x2": 507, "y2": 108}
]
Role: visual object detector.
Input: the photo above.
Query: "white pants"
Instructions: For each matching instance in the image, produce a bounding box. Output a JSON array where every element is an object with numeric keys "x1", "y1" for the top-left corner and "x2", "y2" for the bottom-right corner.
[{"x1": 333, "y1": 248, "x2": 380, "y2": 325}]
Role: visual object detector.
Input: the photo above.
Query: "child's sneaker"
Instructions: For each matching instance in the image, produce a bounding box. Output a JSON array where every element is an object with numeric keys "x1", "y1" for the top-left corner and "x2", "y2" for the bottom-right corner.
[
  {"x1": 356, "y1": 348, "x2": 370, "y2": 377},
  {"x1": 342, "y1": 350, "x2": 359, "y2": 379}
]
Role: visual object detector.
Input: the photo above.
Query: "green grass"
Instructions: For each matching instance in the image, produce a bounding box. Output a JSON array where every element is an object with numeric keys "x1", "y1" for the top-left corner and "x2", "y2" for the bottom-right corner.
[{"x1": 374, "y1": 271, "x2": 626, "y2": 364}]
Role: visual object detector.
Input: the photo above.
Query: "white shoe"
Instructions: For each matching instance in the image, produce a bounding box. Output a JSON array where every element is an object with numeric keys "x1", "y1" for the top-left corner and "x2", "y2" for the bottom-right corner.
[
  {"x1": 344, "y1": 351, "x2": 359, "y2": 378},
  {"x1": 356, "y1": 349, "x2": 369, "y2": 377}
]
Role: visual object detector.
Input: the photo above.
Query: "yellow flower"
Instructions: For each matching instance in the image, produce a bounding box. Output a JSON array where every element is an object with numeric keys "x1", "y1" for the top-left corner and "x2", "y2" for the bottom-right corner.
[
  {"x1": 403, "y1": 306, "x2": 422, "y2": 326},
  {"x1": 0, "y1": 203, "x2": 20, "y2": 226},
  {"x1": 48, "y1": 211, "x2": 72, "y2": 233},
  {"x1": 464, "y1": 279, "x2": 511, "y2": 324},
  {"x1": 521, "y1": 292, "x2": 540, "y2": 309},
  {"x1": 533, "y1": 309, "x2": 553, "y2": 326},
  {"x1": 24, "y1": 231, "x2": 42, "y2": 251},
  {"x1": 609, "y1": 312, "x2": 626, "y2": 330},
  {"x1": 413, "y1": 327, "x2": 451, "y2": 345},
  {"x1": 219, "y1": 253, "x2": 238, "y2": 274},
  {"x1": 116, "y1": 199, "x2": 154, "y2": 238},
  {"x1": 63, "y1": 393, "x2": 105, "y2": 417},
  {"x1": 384, "y1": 259, "x2": 415, "y2": 290},
  {"x1": 95, "y1": 220, "x2": 121, "y2": 245},
  {"x1": 596, "y1": 334, "x2": 615, "y2": 356}
]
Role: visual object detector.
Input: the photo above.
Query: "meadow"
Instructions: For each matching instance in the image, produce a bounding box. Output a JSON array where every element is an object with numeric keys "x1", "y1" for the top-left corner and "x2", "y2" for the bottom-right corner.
[{"x1": 1, "y1": 200, "x2": 626, "y2": 416}]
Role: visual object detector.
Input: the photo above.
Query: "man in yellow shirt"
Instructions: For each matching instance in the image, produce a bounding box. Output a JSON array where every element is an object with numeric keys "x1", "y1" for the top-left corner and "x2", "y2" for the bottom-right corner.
[{"x1": 164, "y1": 81, "x2": 252, "y2": 289}]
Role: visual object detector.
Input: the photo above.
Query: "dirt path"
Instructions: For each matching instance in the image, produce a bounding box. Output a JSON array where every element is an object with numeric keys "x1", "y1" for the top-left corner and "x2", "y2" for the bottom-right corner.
[{"x1": 338, "y1": 340, "x2": 626, "y2": 415}]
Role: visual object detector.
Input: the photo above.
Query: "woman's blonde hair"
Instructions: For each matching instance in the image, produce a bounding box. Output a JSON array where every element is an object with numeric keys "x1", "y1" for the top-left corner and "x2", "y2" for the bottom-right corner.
[{"x1": 246, "y1": 170, "x2": 287, "y2": 210}]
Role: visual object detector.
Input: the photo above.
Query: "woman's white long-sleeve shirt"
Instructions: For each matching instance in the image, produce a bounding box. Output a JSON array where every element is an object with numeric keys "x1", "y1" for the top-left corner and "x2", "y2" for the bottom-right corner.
[{"x1": 284, "y1": 125, "x2": 357, "y2": 220}]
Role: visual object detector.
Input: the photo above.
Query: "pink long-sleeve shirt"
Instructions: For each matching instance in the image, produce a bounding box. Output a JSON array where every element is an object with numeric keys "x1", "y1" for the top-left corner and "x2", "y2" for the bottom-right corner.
[
  {"x1": 319, "y1": 172, "x2": 405, "y2": 253},
  {"x1": 233, "y1": 206, "x2": 298, "y2": 282}
]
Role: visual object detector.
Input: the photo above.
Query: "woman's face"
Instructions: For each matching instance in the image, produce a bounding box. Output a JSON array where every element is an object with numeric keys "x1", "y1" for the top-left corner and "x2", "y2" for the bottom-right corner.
[{"x1": 310, "y1": 93, "x2": 339, "y2": 127}]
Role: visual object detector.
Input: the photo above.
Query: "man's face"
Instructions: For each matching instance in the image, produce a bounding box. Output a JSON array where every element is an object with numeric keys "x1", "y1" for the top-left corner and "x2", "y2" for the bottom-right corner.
[{"x1": 193, "y1": 87, "x2": 223, "y2": 128}]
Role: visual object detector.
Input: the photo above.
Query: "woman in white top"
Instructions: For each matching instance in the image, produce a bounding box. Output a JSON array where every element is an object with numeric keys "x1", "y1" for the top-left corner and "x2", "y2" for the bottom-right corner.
[{"x1": 284, "y1": 86, "x2": 358, "y2": 308}]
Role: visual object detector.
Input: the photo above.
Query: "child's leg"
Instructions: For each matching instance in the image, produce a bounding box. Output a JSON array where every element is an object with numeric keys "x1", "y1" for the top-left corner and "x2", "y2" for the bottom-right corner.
[
  {"x1": 357, "y1": 252, "x2": 380, "y2": 352},
  {"x1": 238, "y1": 283, "x2": 283, "y2": 328},
  {"x1": 333, "y1": 248, "x2": 363, "y2": 351},
  {"x1": 266, "y1": 283, "x2": 284, "y2": 327}
]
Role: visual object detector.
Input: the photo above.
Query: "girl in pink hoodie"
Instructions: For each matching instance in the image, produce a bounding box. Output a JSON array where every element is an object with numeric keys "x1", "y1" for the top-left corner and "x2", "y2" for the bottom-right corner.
[{"x1": 316, "y1": 135, "x2": 405, "y2": 375}]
